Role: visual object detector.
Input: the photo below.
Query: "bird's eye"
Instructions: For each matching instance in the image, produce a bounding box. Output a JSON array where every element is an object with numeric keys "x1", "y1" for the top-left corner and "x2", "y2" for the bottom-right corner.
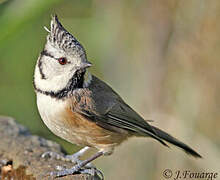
[{"x1": 58, "y1": 57, "x2": 67, "y2": 65}]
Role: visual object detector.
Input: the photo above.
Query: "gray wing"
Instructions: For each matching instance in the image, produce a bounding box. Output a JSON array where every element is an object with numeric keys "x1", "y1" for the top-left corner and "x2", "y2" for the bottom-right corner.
[
  {"x1": 73, "y1": 76, "x2": 202, "y2": 158},
  {"x1": 74, "y1": 76, "x2": 168, "y2": 147}
]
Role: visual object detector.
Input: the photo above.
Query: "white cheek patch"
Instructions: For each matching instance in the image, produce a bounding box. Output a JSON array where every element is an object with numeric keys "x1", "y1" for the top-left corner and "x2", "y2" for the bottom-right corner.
[{"x1": 34, "y1": 57, "x2": 75, "y2": 93}]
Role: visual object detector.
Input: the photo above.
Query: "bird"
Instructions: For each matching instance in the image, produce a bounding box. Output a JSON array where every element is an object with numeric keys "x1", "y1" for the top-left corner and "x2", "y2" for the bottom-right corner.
[{"x1": 33, "y1": 15, "x2": 201, "y2": 178}]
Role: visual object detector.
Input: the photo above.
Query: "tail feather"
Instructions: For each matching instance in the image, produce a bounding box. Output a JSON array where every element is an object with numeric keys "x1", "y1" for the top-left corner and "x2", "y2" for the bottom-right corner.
[{"x1": 151, "y1": 125, "x2": 202, "y2": 158}]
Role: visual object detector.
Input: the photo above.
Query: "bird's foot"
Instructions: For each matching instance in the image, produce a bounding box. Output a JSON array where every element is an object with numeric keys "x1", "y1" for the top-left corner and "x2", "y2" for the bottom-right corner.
[
  {"x1": 42, "y1": 148, "x2": 104, "y2": 179},
  {"x1": 41, "y1": 151, "x2": 79, "y2": 163},
  {"x1": 41, "y1": 151, "x2": 93, "y2": 165},
  {"x1": 41, "y1": 146, "x2": 90, "y2": 163},
  {"x1": 49, "y1": 165, "x2": 104, "y2": 179}
]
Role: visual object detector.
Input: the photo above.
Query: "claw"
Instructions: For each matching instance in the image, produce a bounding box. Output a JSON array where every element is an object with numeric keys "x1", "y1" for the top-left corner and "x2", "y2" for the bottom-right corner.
[
  {"x1": 49, "y1": 165, "x2": 80, "y2": 177},
  {"x1": 80, "y1": 167, "x2": 104, "y2": 180},
  {"x1": 41, "y1": 151, "x2": 61, "y2": 159},
  {"x1": 55, "y1": 165, "x2": 67, "y2": 171}
]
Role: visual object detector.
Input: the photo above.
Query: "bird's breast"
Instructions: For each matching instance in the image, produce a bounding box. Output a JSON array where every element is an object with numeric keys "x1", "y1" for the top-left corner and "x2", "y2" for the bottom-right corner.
[
  {"x1": 36, "y1": 93, "x2": 128, "y2": 153},
  {"x1": 36, "y1": 93, "x2": 71, "y2": 140}
]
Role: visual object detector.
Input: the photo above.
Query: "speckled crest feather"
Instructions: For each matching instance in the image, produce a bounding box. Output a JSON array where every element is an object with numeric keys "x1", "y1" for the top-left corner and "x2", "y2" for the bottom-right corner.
[{"x1": 48, "y1": 15, "x2": 87, "y2": 58}]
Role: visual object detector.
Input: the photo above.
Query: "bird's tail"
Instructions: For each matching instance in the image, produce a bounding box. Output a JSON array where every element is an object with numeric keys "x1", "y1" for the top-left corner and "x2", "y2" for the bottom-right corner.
[{"x1": 151, "y1": 125, "x2": 202, "y2": 158}]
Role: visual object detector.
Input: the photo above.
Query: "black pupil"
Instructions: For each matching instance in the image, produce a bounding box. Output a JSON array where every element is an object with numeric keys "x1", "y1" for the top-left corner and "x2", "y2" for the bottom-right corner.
[{"x1": 59, "y1": 58, "x2": 66, "y2": 64}]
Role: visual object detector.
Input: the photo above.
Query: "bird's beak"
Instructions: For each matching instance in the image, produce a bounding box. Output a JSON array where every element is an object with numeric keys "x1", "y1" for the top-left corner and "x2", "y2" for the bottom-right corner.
[{"x1": 79, "y1": 61, "x2": 92, "y2": 70}]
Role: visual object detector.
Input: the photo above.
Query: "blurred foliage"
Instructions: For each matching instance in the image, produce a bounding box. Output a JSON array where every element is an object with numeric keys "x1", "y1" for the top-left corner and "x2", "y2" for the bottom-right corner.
[{"x1": 0, "y1": 0, "x2": 219, "y2": 180}]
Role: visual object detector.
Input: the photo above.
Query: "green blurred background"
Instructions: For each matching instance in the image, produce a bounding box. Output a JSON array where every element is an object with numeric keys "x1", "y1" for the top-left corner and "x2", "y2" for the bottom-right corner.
[{"x1": 0, "y1": 0, "x2": 219, "y2": 179}]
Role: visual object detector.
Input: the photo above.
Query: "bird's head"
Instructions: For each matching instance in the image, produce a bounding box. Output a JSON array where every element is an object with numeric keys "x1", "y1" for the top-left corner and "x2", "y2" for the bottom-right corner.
[{"x1": 34, "y1": 15, "x2": 92, "y2": 96}]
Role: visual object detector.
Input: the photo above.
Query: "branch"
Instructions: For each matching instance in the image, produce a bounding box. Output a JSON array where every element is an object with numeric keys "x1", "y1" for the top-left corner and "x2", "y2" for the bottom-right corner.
[{"x1": 0, "y1": 116, "x2": 102, "y2": 180}]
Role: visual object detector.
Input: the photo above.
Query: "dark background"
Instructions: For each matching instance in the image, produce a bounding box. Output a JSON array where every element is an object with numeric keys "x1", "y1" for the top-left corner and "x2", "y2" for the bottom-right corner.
[{"x1": 0, "y1": 0, "x2": 219, "y2": 179}]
